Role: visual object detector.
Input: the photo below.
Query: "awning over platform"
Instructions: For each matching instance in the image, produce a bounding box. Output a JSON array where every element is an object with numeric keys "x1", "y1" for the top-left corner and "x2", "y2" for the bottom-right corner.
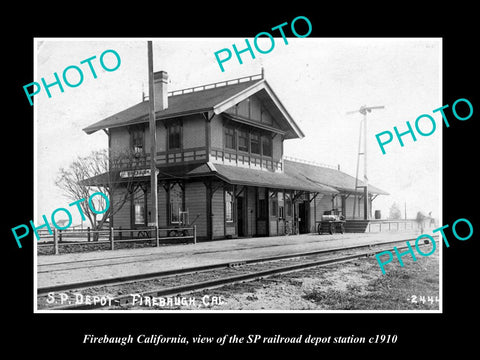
[
  {"x1": 82, "y1": 162, "x2": 339, "y2": 195},
  {"x1": 82, "y1": 160, "x2": 387, "y2": 197},
  {"x1": 284, "y1": 160, "x2": 389, "y2": 195},
  {"x1": 211, "y1": 163, "x2": 338, "y2": 194}
]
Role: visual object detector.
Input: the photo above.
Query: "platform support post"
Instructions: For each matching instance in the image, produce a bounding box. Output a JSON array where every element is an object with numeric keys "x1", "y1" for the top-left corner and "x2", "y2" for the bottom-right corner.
[
  {"x1": 53, "y1": 228, "x2": 58, "y2": 255},
  {"x1": 193, "y1": 225, "x2": 197, "y2": 244},
  {"x1": 156, "y1": 226, "x2": 159, "y2": 247},
  {"x1": 110, "y1": 227, "x2": 114, "y2": 250}
]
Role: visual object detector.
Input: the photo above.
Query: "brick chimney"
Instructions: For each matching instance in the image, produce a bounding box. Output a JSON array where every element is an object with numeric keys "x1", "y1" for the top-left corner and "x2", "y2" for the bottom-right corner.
[{"x1": 153, "y1": 71, "x2": 168, "y2": 110}]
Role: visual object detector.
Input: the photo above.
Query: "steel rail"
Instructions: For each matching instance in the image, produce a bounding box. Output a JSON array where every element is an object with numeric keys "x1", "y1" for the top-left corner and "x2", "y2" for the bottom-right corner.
[
  {"x1": 42, "y1": 239, "x2": 437, "y2": 310},
  {"x1": 37, "y1": 238, "x2": 416, "y2": 296}
]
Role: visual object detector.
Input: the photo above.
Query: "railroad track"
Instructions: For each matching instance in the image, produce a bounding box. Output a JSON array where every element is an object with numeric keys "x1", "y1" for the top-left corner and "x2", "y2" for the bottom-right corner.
[
  {"x1": 37, "y1": 234, "x2": 368, "y2": 273},
  {"x1": 37, "y1": 237, "x2": 436, "y2": 311}
]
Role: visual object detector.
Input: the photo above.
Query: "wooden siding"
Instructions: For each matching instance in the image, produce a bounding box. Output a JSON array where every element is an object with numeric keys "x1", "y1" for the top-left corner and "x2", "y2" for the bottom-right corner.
[
  {"x1": 210, "y1": 114, "x2": 223, "y2": 148},
  {"x1": 272, "y1": 134, "x2": 282, "y2": 162},
  {"x1": 317, "y1": 195, "x2": 333, "y2": 220},
  {"x1": 237, "y1": 98, "x2": 249, "y2": 118},
  {"x1": 183, "y1": 114, "x2": 206, "y2": 149},
  {"x1": 211, "y1": 183, "x2": 225, "y2": 238},
  {"x1": 226, "y1": 94, "x2": 275, "y2": 126},
  {"x1": 250, "y1": 96, "x2": 262, "y2": 121},
  {"x1": 156, "y1": 123, "x2": 167, "y2": 152},
  {"x1": 185, "y1": 182, "x2": 207, "y2": 238},
  {"x1": 112, "y1": 188, "x2": 130, "y2": 229},
  {"x1": 311, "y1": 194, "x2": 325, "y2": 232},
  {"x1": 143, "y1": 123, "x2": 167, "y2": 153},
  {"x1": 344, "y1": 196, "x2": 354, "y2": 218},
  {"x1": 158, "y1": 186, "x2": 168, "y2": 227},
  {"x1": 344, "y1": 196, "x2": 372, "y2": 219},
  {"x1": 110, "y1": 127, "x2": 130, "y2": 155}
]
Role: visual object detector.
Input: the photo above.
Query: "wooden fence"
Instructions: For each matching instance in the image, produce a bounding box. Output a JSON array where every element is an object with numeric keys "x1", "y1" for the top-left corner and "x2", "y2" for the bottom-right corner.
[{"x1": 36, "y1": 226, "x2": 196, "y2": 255}]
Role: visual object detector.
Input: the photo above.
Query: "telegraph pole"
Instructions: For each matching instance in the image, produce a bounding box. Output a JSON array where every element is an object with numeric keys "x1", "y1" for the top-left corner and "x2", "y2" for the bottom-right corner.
[
  {"x1": 147, "y1": 41, "x2": 158, "y2": 227},
  {"x1": 347, "y1": 105, "x2": 384, "y2": 220}
]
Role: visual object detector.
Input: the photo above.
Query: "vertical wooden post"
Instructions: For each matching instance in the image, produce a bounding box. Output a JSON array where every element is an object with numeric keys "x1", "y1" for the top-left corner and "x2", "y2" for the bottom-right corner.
[
  {"x1": 53, "y1": 228, "x2": 58, "y2": 255},
  {"x1": 59, "y1": 229, "x2": 62, "y2": 242},
  {"x1": 205, "y1": 113, "x2": 211, "y2": 162},
  {"x1": 205, "y1": 180, "x2": 213, "y2": 241},
  {"x1": 193, "y1": 225, "x2": 197, "y2": 244},
  {"x1": 87, "y1": 227, "x2": 91, "y2": 242},
  {"x1": 147, "y1": 41, "x2": 158, "y2": 229},
  {"x1": 110, "y1": 227, "x2": 114, "y2": 250},
  {"x1": 155, "y1": 225, "x2": 159, "y2": 247}
]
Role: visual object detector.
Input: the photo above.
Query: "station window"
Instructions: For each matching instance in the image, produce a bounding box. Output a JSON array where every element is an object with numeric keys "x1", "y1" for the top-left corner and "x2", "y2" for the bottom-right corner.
[
  {"x1": 262, "y1": 135, "x2": 272, "y2": 157},
  {"x1": 238, "y1": 129, "x2": 249, "y2": 152},
  {"x1": 285, "y1": 192, "x2": 292, "y2": 217},
  {"x1": 269, "y1": 191, "x2": 278, "y2": 217},
  {"x1": 225, "y1": 190, "x2": 234, "y2": 222},
  {"x1": 131, "y1": 127, "x2": 144, "y2": 155},
  {"x1": 278, "y1": 191, "x2": 284, "y2": 219},
  {"x1": 168, "y1": 122, "x2": 181, "y2": 150},
  {"x1": 133, "y1": 190, "x2": 146, "y2": 225},
  {"x1": 250, "y1": 132, "x2": 261, "y2": 154},
  {"x1": 225, "y1": 127, "x2": 236, "y2": 150},
  {"x1": 169, "y1": 183, "x2": 184, "y2": 224}
]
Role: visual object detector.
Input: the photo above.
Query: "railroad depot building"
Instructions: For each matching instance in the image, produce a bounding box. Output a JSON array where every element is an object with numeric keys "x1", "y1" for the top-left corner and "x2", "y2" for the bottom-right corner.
[{"x1": 83, "y1": 71, "x2": 388, "y2": 240}]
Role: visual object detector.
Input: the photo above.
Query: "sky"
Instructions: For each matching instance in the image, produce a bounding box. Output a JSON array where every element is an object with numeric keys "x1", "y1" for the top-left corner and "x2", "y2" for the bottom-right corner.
[{"x1": 35, "y1": 38, "x2": 441, "y2": 225}]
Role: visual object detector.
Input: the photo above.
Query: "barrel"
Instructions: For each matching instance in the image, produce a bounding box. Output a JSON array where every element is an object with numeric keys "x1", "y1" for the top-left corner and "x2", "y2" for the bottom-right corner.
[{"x1": 374, "y1": 210, "x2": 382, "y2": 219}]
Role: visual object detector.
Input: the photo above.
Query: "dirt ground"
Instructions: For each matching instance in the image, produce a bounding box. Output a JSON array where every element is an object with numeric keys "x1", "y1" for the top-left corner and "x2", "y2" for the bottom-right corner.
[{"x1": 144, "y1": 250, "x2": 440, "y2": 311}]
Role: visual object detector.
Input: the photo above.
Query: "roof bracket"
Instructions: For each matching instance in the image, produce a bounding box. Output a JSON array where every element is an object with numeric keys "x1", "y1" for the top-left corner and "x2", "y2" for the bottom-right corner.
[
  {"x1": 202, "y1": 111, "x2": 215, "y2": 122},
  {"x1": 234, "y1": 185, "x2": 246, "y2": 198},
  {"x1": 308, "y1": 192, "x2": 319, "y2": 203},
  {"x1": 292, "y1": 190, "x2": 305, "y2": 202}
]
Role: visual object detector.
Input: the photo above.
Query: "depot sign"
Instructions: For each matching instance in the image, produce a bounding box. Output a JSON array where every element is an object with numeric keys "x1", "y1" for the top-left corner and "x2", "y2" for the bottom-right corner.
[{"x1": 119, "y1": 168, "x2": 159, "y2": 178}]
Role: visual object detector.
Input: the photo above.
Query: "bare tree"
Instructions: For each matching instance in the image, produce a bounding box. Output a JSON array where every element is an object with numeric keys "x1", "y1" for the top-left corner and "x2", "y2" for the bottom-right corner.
[{"x1": 55, "y1": 149, "x2": 147, "y2": 239}]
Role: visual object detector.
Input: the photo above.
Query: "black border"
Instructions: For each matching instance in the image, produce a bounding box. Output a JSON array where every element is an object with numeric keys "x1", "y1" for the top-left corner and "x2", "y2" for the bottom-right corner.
[{"x1": 5, "y1": 5, "x2": 479, "y2": 355}]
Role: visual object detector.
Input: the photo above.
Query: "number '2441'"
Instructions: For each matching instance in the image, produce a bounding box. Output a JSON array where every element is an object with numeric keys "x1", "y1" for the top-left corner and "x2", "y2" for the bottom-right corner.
[{"x1": 408, "y1": 295, "x2": 439, "y2": 304}]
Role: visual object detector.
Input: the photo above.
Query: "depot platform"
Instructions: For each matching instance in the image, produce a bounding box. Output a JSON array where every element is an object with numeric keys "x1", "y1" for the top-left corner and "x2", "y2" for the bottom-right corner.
[{"x1": 36, "y1": 231, "x2": 419, "y2": 289}]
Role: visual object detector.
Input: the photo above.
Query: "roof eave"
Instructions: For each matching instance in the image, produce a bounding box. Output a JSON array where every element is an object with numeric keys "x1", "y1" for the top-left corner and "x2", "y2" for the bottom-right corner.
[{"x1": 82, "y1": 107, "x2": 214, "y2": 135}]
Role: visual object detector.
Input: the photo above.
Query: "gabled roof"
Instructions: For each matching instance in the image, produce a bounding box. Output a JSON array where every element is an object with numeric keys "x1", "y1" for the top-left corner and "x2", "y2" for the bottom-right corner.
[
  {"x1": 82, "y1": 77, "x2": 304, "y2": 139},
  {"x1": 284, "y1": 159, "x2": 389, "y2": 195}
]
